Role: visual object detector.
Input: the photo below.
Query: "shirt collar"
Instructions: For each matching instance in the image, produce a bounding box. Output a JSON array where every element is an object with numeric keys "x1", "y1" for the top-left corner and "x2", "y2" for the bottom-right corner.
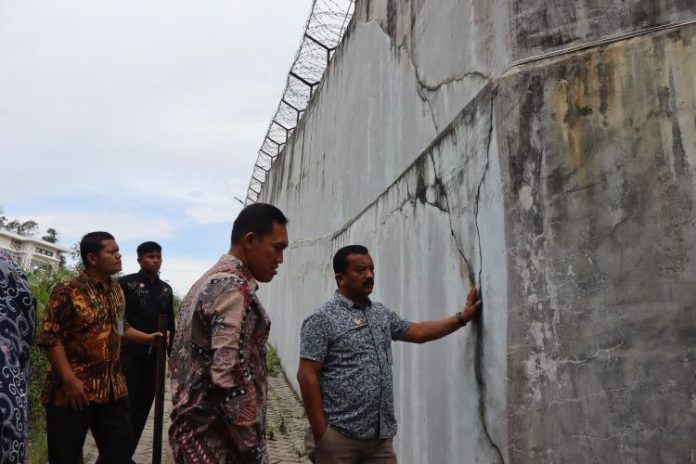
[
  {"x1": 78, "y1": 271, "x2": 117, "y2": 291},
  {"x1": 137, "y1": 269, "x2": 160, "y2": 283},
  {"x1": 218, "y1": 254, "x2": 258, "y2": 290},
  {"x1": 334, "y1": 290, "x2": 371, "y2": 310}
]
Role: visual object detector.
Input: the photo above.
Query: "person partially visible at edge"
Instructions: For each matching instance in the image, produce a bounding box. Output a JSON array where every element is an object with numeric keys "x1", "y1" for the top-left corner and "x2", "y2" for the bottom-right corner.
[
  {"x1": 0, "y1": 250, "x2": 35, "y2": 464},
  {"x1": 169, "y1": 203, "x2": 289, "y2": 464},
  {"x1": 297, "y1": 245, "x2": 483, "y2": 464},
  {"x1": 119, "y1": 241, "x2": 176, "y2": 456},
  {"x1": 36, "y1": 231, "x2": 164, "y2": 464}
]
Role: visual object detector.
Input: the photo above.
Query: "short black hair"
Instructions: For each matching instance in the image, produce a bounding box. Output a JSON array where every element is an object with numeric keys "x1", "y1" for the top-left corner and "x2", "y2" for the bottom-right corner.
[
  {"x1": 333, "y1": 245, "x2": 369, "y2": 274},
  {"x1": 80, "y1": 231, "x2": 115, "y2": 267},
  {"x1": 231, "y1": 203, "x2": 288, "y2": 246},
  {"x1": 137, "y1": 241, "x2": 162, "y2": 258}
]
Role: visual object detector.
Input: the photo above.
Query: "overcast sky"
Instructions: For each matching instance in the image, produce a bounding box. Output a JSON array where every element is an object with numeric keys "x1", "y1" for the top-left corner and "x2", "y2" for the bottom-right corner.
[{"x1": 0, "y1": 0, "x2": 312, "y2": 294}]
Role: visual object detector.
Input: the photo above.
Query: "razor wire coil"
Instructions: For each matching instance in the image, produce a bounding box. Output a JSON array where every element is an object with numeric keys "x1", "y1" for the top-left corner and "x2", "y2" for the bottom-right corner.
[{"x1": 245, "y1": 0, "x2": 355, "y2": 205}]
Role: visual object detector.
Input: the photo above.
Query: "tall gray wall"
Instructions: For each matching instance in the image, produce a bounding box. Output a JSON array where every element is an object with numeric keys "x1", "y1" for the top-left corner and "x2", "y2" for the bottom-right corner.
[{"x1": 258, "y1": 1, "x2": 696, "y2": 462}]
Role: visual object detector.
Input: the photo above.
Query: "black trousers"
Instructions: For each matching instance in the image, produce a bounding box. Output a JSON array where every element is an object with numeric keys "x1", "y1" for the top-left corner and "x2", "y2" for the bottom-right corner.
[
  {"x1": 121, "y1": 350, "x2": 157, "y2": 452},
  {"x1": 46, "y1": 396, "x2": 134, "y2": 464}
]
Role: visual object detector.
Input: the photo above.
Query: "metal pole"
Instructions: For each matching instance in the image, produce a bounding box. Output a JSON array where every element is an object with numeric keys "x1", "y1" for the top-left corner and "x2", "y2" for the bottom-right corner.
[{"x1": 152, "y1": 314, "x2": 168, "y2": 464}]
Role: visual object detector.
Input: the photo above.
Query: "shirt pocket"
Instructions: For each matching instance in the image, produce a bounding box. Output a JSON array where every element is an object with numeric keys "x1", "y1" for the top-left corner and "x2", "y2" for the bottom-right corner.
[{"x1": 332, "y1": 322, "x2": 369, "y2": 352}]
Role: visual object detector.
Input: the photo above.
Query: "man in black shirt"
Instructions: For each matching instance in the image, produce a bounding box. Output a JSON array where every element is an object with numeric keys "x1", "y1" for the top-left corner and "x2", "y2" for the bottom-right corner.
[{"x1": 119, "y1": 241, "x2": 176, "y2": 456}]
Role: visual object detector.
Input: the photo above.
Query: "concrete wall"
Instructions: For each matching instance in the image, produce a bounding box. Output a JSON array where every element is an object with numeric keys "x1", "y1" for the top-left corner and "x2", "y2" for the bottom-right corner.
[
  {"x1": 500, "y1": 28, "x2": 696, "y2": 463},
  {"x1": 258, "y1": 1, "x2": 696, "y2": 462}
]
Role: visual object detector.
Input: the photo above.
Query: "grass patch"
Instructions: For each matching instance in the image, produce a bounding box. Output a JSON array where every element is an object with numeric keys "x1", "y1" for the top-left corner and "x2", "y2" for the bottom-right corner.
[
  {"x1": 266, "y1": 344, "x2": 281, "y2": 377},
  {"x1": 26, "y1": 342, "x2": 49, "y2": 464},
  {"x1": 26, "y1": 429, "x2": 48, "y2": 464}
]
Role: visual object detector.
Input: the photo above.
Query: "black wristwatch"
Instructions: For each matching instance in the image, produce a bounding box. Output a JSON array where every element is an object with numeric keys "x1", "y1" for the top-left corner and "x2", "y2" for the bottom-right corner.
[{"x1": 455, "y1": 311, "x2": 468, "y2": 327}]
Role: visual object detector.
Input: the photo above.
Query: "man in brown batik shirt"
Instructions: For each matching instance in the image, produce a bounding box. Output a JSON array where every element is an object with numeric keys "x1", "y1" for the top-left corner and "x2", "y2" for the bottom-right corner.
[{"x1": 37, "y1": 231, "x2": 163, "y2": 464}]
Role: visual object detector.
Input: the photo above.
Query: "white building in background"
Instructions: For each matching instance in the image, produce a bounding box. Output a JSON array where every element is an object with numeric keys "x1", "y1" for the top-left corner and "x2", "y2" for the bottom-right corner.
[{"x1": 0, "y1": 229, "x2": 71, "y2": 271}]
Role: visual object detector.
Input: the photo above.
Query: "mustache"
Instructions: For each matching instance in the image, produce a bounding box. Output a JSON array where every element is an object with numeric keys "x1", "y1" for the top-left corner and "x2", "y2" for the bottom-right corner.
[{"x1": 363, "y1": 279, "x2": 374, "y2": 286}]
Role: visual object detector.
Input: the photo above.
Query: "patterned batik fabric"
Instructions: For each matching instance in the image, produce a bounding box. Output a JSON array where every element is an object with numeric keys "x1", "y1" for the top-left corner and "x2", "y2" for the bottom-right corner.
[
  {"x1": 169, "y1": 255, "x2": 271, "y2": 464},
  {"x1": 36, "y1": 272, "x2": 128, "y2": 405},
  {"x1": 0, "y1": 251, "x2": 35, "y2": 464},
  {"x1": 300, "y1": 292, "x2": 411, "y2": 440}
]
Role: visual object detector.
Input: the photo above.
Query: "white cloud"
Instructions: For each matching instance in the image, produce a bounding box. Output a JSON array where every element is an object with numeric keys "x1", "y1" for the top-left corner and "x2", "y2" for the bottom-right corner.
[
  {"x1": 136, "y1": 176, "x2": 245, "y2": 225},
  {"x1": 0, "y1": 0, "x2": 312, "y2": 210},
  {"x1": 18, "y1": 212, "x2": 176, "y2": 243},
  {"x1": 185, "y1": 205, "x2": 237, "y2": 225},
  {"x1": 0, "y1": 0, "x2": 313, "y2": 285}
]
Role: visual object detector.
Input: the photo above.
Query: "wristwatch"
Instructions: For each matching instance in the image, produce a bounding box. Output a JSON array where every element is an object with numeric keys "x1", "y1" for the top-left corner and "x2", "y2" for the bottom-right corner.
[{"x1": 455, "y1": 311, "x2": 468, "y2": 327}]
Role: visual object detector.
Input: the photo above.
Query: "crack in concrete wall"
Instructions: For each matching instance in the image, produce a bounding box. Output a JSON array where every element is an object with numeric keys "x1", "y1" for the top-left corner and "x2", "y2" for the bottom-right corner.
[
  {"x1": 427, "y1": 150, "x2": 477, "y2": 286},
  {"x1": 472, "y1": 89, "x2": 506, "y2": 464},
  {"x1": 367, "y1": 13, "x2": 492, "y2": 135},
  {"x1": 418, "y1": 71, "x2": 491, "y2": 93},
  {"x1": 314, "y1": 83, "x2": 509, "y2": 459},
  {"x1": 259, "y1": 3, "x2": 696, "y2": 462},
  {"x1": 359, "y1": 18, "x2": 443, "y2": 134},
  {"x1": 420, "y1": 84, "x2": 507, "y2": 463}
]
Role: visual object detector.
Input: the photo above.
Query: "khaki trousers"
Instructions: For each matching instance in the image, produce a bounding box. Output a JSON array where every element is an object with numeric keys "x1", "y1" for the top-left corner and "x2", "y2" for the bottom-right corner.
[{"x1": 305, "y1": 427, "x2": 397, "y2": 464}]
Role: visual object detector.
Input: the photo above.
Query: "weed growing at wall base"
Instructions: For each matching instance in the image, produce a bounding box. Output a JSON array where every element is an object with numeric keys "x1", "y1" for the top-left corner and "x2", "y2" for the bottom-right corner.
[{"x1": 267, "y1": 344, "x2": 281, "y2": 377}]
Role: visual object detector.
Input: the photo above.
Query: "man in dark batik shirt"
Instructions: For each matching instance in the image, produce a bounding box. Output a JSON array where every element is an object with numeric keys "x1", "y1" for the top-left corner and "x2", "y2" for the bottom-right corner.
[
  {"x1": 0, "y1": 250, "x2": 35, "y2": 464},
  {"x1": 119, "y1": 241, "x2": 175, "y2": 454},
  {"x1": 297, "y1": 245, "x2": 482, "y2": 464}
]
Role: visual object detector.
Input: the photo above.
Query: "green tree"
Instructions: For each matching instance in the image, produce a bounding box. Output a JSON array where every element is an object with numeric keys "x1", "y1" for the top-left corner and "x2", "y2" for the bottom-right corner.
[
  {"x1": 5, "y1": 220, "x2": 21, "y2": 233},
  {"x1": 19, "y1": 220, "x2": 39, "y2": 236},
  {"x1": 69, "y1": 242, "x2": 84, "y2": 272},
  {"x1": 0, "y1": 210, "x2": 61, "y2": 244},
  {"x1": 5, "y1": 219, "x2": 39, "y2": 236},
  {"x1": 42, "y1": 228, "x2": 58, "y2": 244}
]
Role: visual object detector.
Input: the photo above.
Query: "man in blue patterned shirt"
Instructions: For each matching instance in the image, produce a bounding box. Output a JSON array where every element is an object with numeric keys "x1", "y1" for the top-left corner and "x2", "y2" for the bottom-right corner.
[
  {"x1": 0, "y1": 250, "x2": 35, "y2": 464},
  {"x1": 297, "y1": 245, "x2": 482, "y2": 463}
]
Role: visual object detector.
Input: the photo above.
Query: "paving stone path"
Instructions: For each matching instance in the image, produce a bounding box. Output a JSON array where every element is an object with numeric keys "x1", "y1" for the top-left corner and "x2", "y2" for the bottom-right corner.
[
  {"x1": 83, "y1": 377, "x2": 174, "y2": 464},
  {"x1": 84, "y1": 369, "x2": 310, "y2": 464},
  {"x1": 265, "y1": 373, "x2": 311, "y2": 464}
]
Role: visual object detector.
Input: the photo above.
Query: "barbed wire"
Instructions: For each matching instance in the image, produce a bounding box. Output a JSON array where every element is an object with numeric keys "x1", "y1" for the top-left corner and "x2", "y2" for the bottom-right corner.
[{"x1": 245, "y1": 0, "x2": 355, "y2": 205}]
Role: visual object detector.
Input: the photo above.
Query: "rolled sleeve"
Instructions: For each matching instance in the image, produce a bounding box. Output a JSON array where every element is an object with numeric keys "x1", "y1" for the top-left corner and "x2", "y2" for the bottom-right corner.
[
  {"x1": 386, "y1": 309, "x2": 411, "y2": 340},
  {"x1": 299, "y1": 313, "x2": 328, "y2": 362},
  {"x1": 36, "y1": 284, "x2": 72, "y2": 349}
]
